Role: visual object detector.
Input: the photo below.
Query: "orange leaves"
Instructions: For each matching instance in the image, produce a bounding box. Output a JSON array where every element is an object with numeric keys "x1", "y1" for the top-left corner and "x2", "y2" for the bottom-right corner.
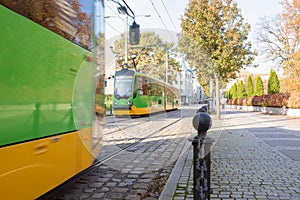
[{"x1": 2, "y1": 0, "x2": 92, "y2": 50}]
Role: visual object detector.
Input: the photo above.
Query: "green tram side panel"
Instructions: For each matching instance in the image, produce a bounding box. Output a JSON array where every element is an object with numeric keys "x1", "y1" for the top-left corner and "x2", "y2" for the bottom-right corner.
[
  {"x1": 0, "y1": 6, "x2": 94, "y2": 147},
  {"x1": 133, "y1": 95, "x2": 148, "y2": 108}
]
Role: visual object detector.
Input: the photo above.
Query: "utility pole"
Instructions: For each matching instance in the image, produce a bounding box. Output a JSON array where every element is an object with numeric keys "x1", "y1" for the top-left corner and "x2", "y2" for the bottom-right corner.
[
  {"x1": 209, "y1": 77, "x2": 214, "y2": 113},
  {"x1": 215, "y1": 76, "x2": 221, "y2": 119},
  {"x1": 164, "y1": 51, "x2": 169, "y2": 110},
  {"x1": 166, "y1": 51, "x2": 168, "y2": 84},
  {"x1": 114, "y1": 0, "x2": 142, "y2": 68},
  {"x1": 124, "y1": 14, "x2": 128, "y2": 65}
]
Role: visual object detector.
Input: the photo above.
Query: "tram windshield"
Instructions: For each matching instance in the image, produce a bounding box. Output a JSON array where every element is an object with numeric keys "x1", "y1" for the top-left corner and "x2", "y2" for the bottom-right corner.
[{"x1": 114, "y1": 78, "x2": 133, "y2": 99}]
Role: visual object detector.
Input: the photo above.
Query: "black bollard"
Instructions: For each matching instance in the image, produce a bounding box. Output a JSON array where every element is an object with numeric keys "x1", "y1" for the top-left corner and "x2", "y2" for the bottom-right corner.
[
  {"x1": 192, "y1": 112, "x2": 212, "y2": 200},
  {"x1": 192, "y1": 112, "x2": 211, "y2": 134},
  {"x1": 196, "y1": 105, "x2": 208, "y2": 113}
]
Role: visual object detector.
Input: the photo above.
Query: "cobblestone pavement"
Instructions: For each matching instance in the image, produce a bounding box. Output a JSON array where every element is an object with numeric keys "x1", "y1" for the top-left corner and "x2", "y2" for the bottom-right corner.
[
  {"x1": 171, "y1": 108, "x2": 300, "y2": 200},
  {"x1": 39, "y1": 105, "x2": 200, "y2": 200}
]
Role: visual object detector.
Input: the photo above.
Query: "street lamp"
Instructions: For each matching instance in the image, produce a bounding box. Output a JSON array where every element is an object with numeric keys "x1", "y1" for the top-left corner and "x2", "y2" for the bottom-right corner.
[
  {"x1": 117, "y1": 5, "x2": 128, "y2": 15},
  {"x1": 116, "y1": 5, "x2": 129, "y2": 66},
  {"x1": 109, "y1": 0, "x2": 152, "y2": 69}
]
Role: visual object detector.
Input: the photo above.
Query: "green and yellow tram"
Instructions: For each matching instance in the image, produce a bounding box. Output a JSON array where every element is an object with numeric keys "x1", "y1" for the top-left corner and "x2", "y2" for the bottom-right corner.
[
  {"x1": 0, "y1": 0, "x2": 105, "y2": 199},
  {"x1": 113, "y1": 69, "x2": 180, "y2": 116}
]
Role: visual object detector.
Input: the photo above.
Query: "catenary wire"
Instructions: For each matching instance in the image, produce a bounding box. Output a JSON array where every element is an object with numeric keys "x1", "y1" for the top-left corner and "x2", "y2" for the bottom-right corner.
[
  {"x1": 105, "y1": 20, "x2": 123, "y2": 35},
  {"x1": 104, "y1": 1, "x2": 130, "y2": 25},
  {"x1": 148, "y1": 0, "x2": 176, "y2": 42},
  {"x1": 160, "y1": 0, "x2": 178, "y2": 33}
]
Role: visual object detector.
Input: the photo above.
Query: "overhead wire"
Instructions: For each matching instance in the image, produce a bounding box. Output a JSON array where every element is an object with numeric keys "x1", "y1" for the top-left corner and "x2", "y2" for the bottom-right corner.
[
  {"x1": 104, "y1": 1, "x2": 130, "y2": 25},
  {"x1": 104, "y1": 21, "x2": 122, "y2": 35},
  {"x1": 148, "y1": 0, "x2": 176, "y2": 42},
  {"x1": 104, "y1": 1, "x2": 131, "y2": 37},
  {"x1": 160, "y1": 0, "x2": 178, "y2": 33}
]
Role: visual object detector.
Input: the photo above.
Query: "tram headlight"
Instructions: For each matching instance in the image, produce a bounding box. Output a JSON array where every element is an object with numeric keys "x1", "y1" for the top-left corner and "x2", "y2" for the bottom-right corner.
[{"x1": 128, "y1": 100, "x2": 133, "y2": 106}]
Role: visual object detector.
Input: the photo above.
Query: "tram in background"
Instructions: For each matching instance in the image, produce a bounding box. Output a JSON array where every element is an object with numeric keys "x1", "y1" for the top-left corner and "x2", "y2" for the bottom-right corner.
[
  {"x1": 0, "y1": 0, "x2": 105, "y2": 199},
  {"x1": 113, "y1": 69, "x2": 180, "y2": 116}
]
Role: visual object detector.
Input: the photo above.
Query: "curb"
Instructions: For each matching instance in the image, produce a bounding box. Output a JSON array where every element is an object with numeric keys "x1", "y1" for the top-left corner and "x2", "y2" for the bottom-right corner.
[
  {"x1": 159, "y1": 113, "x2": 224, "y2": 199},
  {"x1": 159, "y1": 136, "x2": 193, "y2": 200}
]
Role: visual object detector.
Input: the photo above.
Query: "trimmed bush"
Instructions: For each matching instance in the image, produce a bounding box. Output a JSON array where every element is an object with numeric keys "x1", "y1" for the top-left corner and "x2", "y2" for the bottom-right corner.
[
  {"x1": 236, "y1": 93, "x2": 290, "y2": 108},
  {"x1": 232, "y1": 98, "x2": 238, "y2": 105},
  {"x1": 236, "y1": 98, "x2": 243, "y2": 105},
  {"x1": 268, "y1": 93, "x2": 290, "y2": 107},
  {"x1": 288, "y1": 91, "x2": 300, "y2": 108},
  {"x1": 246, "y1": 97, "x2": 254, "y2": 106},
  {"x1": 252, "y1": 95, "x2": 268, "y2": 107}
]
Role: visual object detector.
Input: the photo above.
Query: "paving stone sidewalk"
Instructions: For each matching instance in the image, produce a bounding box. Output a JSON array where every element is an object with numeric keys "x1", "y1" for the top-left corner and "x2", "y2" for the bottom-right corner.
[
  {"x1": 160, "y1": 113, "x2": 224, "y2": 200},
  {"x1": 161, "y1": 109, "x2": 300, "y2": 200}
]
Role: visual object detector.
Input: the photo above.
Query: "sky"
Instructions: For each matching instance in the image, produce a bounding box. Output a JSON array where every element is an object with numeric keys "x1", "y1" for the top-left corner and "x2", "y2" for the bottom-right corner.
[{"x1": 104, "y1": 0, "x2": 283, "y2": 74}]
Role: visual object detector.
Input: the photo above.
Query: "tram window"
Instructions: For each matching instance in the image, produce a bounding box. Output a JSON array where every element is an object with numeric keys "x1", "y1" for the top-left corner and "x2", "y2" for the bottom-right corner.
[
  {"x1": 158, "y1": 85, "x2": 163, "y2": 96},
  {"x1": 114, "y1": 77, "x2": 133, "y2": 99},
  {"x1": 138, "y1": 90, "x2": 144, "y2": 95},
  {"x1": 132, "y1": 77, "x2": 143, "y2": 97},
  {"x1": 148, "y1": 82, "x2": 155, "y2": 96},
  {"x1": 167, "y1": 89, "x2": 172, "y2": 103},
  {"x1": 134, "y1": 76, "x2": 148, "y2": 96},
  {"x1": 137, "y1": 77, "x2": 143, "y2": 95},
  {"x1": 152, "y1": 83, "x2": 163, "y2": 96},
  {"x1": 1, "y1": 0, "x2": 92, "y2": 50},
  {"x1": 142, "y1": 77, "x2": 148, "y2": 95}
]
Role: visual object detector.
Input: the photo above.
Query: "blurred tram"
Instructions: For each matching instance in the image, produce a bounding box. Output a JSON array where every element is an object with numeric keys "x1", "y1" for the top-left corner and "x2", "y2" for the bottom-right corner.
[
  {"x1": 0, "y1": 0, "x2": 105, "y2": 199},
  {"x1": 113, "y1": 69, "x2": 180, "y2": 116}
]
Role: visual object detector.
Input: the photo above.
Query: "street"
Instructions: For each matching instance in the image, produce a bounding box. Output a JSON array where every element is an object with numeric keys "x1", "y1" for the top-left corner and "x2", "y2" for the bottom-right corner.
[
  {"x1": 39, "y1": 105, "x2": 300, "y2": 199},
  {"x1": 39, "y1": 105, "x2": 199, "y2": 199}
]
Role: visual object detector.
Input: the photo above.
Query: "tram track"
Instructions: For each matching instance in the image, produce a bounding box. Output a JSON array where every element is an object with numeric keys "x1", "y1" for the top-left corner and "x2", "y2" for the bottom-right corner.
[
  {"x1": 104, "y1": 118, "x2": 152, "y2": 135},
  {"x1": 93, "y1": 117, "x2": 182, "y2": 167},
  {"x1": 104, "y1": 109, "x2": 181, "y2": 135},
  {"x1": 38, "y1": 106, "x2": 198, "y2": 199},
  {"x1": 60, "y1": 110, "x2": 184, "y2": 185},
  {"x1": 39, "y1": 112, "x2": 183, "y2": 198}
]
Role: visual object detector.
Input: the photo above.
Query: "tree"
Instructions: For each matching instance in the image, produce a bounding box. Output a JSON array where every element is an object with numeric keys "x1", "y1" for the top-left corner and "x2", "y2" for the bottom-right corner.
[
  {"x1": 230, "y1": 83, "x2": 237, "y2": 98},
  {"x1": 281, "y1": 0, "x2": 300, "y2": 73},
  {"x1": 256, "y1": 15, "x2": 296, "y2": 71},
  {"x1": 254, "y1": 76, "x2": 264, "y2": 96},
  {"x1": 237, "y1": 80, "x2": 246, "y2": 98},
  {"x1": 113, "y1": 32, "x2": 180, "y2": 84},
  {"x1": 281, "y1": 0, "x2": 300, "y2": 92},
  {"x1": 180, "y1": 0, "x2": 256, "y2": 85},
  {"x1": 246, "y1": 75, "x2": 254, "y2": 97},
  {"x1": 225, "y1": 90, "x2": 231, "y2": 99},
  {"x1": 256, "y1": 0, "x2": 299, "y2": 88},
  {"x1": 268, "y1": 70, "x2": 280, "y2": 94}
]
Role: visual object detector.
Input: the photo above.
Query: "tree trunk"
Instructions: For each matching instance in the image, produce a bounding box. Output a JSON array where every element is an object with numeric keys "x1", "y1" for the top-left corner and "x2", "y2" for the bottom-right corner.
[{"x1": 215, "y1": 74, "x2": 221, "y2": 119}]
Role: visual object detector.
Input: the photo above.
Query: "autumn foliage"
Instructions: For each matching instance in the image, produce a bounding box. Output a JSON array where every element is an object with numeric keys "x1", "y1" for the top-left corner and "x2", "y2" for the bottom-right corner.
[
  {"x1": 1, "y1": 0, "x2": 92, "y2": 49},
  {"x1": 287, "y1": 91, "x2": 300, "y2": 108},
  {"x1": 227, "y1": 93, "x2": 300, "y2": 109}
]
